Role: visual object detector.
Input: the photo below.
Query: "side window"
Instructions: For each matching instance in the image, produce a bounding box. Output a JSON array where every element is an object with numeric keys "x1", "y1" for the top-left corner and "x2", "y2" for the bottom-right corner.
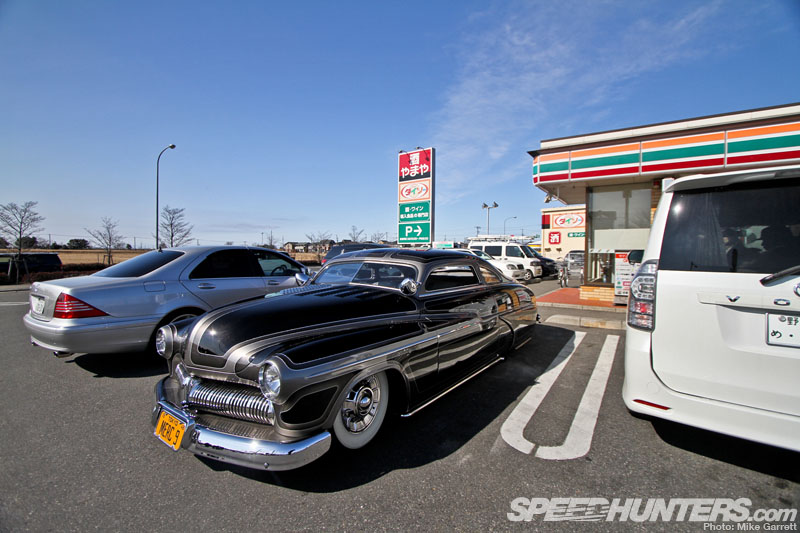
[
  {"x1": 480, "y1": 266, "x2": 501, "y2": 284},
  {"x1": 505, "y1": 246, "x2": 524, "y2": 258},
  {"x1": 425, "y1": 264, "x2": 480, "y2": 291},
  {"x1": 253, "y1": 250, "x2": 301, "y2": 277},
  {"x1": 189, "y1": 250, "x2": 260, "y2": 279},
  {"x1": 484, "y1": 245, "x2": 502, "y2": 256}
]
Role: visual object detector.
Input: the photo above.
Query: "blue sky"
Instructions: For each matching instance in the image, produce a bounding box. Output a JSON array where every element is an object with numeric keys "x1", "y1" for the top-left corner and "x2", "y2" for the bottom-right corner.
[{"x1": 2, "y1": 0, "x2": 799, "y2": 248}]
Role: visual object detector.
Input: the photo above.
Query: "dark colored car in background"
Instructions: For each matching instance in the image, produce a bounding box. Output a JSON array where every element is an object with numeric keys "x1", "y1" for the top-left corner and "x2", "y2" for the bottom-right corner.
[
  {"x1": 527, "y1": 247, "x2": 559, "y2": 278},
  {"x1": 151, "y1": 248, "x2": 538, "y2": 471},
  {"x1": 1, "y1": 252, "x2": 62, "y2": 279},
  {"x1": 321, "y1": 242, "x2": 389, "y2": 264}
]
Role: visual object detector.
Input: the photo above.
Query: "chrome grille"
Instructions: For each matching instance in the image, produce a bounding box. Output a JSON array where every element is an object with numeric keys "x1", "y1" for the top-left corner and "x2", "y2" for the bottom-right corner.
[{"x1": 187, "y1": 381, "x2": 274, "y2": 425}]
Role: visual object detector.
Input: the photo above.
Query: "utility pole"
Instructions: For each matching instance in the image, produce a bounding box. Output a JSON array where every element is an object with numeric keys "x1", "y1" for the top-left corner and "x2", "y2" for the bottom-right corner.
[{"x1": 475, "y1": 226, "x2": 481, "y2": 236}]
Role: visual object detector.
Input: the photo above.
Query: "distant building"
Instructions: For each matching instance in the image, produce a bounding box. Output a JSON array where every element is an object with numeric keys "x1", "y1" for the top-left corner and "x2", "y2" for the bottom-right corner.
[{"x1": 540, "y1": 205, "x2": 586, "y2": 260}]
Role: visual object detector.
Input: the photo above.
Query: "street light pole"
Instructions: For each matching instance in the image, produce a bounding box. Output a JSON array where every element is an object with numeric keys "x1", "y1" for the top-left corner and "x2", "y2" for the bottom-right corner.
[
  {"x1": 156, "y1": 144, "x2": 176, "y2": 250},
  {"x1": 504, "y1": 215, "x2": 517, "y2": 235},
  {"x1": 482, "y1": 202, "x2": 498, "y2": 235}
]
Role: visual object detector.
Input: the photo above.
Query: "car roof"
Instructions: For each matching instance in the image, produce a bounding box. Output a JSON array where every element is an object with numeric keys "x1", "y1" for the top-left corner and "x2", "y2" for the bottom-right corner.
[
  {"x1": 666, "y1": 164, "x2": 800, "y2": 193},
  {"x1": 159, "y1": 245, "x2": 288, "y2": 255},
  {"x1": 333, "y1": 247, "x2": 486, "y2": 265}
]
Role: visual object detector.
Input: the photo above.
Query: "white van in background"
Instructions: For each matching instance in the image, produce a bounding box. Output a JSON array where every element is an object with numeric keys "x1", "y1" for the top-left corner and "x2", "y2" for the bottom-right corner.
[
  {"x1": 624, "y1": 165, "x2": 800, "y2": 451},
  {"x1": 468, "y1": 237, "x2": 551, "y2": 281}
]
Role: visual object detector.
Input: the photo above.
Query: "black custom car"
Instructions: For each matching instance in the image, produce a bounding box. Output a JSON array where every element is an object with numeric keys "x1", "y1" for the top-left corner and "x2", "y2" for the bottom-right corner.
[{"x1": 152, "y1": 249, "x2": 538, "y2": 471}]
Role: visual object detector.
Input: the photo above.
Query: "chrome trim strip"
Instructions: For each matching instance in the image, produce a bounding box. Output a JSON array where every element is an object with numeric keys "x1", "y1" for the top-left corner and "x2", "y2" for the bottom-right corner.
[
  {"x1": 153, "y1": 379, "x2": 331, "y2": 471},
  {"x1": 401, "y1": 356, "x2": 504, "y2": 418}
]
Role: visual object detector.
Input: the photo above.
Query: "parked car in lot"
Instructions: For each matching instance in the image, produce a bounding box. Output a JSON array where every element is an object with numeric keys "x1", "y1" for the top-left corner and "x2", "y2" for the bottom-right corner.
[
  {"x1": 1, "y1": 252, "x2": 62, "y2": 279},
  {"x1": 321, "y1": 242, "x2": 389, "y2": 264},
  {"x1": 23, "y1": 246, "x2": 309, "y2": 356},
  {"x1": 624, "y1": 165, "x2": 800, "y2": 452},
  {"x1": 151, "y1": 248, "x2": 538, "y2": 470},
  {"x1": 457, "y1": 248, "x2": 531, "y2": 282},
  {"x1": 468, "y1": 239, "x2": 549, "y2": 281},
  {"x1": 558, "y1": 250, "x2": 584, "y2": 287}
]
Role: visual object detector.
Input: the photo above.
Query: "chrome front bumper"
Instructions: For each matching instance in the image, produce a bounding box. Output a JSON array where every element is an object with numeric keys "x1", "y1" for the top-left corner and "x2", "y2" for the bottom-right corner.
[{"x1": 152, "y1": 378, "x2": 331, "y2": 471}]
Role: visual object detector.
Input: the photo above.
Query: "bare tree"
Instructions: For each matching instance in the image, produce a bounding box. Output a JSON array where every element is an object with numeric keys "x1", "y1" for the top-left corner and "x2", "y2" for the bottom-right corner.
[
  {"x1": 305, "y1": 231, "x2": 332, "y2": 262},
  {"x1": 158, "y1": 205, "x2": 193, "y2": 248},
  {"x1": 0, "y1": 201, "x2": 45, "y2": 282},
  {"x1": 263, "y1": 230, "x2": 279, "y2": 249},
  {"x1": 0, "y1": 201, "x2": 45, "y2": 256},
  {"x1": 348, "y1": 225, "x2": 364, "y2": 242},
  {"x1": 369, "y1": 231, "x2": 386, "y2": 243},
  {"x1": 86, "y1": 217, "x2": 125, "y2": 265}
]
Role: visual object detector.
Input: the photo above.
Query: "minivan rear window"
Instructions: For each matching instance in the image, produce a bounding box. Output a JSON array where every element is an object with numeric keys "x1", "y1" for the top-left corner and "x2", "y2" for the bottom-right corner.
[
  {"x1": 93, "y1": 250, "x2": 183, "y2": 278},
  {"x1": 659, "y1": 179, "x2": 800, "y2": 273}
]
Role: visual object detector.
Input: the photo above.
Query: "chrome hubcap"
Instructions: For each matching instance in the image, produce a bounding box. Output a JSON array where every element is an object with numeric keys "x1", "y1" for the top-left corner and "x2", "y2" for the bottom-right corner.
[{"x1": 340, "y1": 376, "x2": 381, "y2": 433}]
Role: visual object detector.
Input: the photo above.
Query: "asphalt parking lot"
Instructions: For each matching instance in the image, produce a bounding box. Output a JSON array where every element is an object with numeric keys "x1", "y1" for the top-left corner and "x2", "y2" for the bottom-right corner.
[{"x1": 1, "y1": 286, "x2": 798, "y2": 532}]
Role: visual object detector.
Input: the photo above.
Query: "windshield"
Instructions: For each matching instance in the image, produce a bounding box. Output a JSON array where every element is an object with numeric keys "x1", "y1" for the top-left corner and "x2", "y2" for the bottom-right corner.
[
  {"x1": 314, "y1": 261, "x2": 417, "y2": 290},
  {"x1": 93, "y1": 250, "x2": 183, "y2": 278},
  {"x1": 472, "y1": 250, "x2": 493, "y2": 260},
  {"x1": 521, "y1": 246, "x2": 537, "y2": 258}
]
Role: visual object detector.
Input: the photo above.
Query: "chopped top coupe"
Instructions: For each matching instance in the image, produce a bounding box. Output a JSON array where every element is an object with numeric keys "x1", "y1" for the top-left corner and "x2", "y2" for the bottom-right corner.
[
  {"x1": 151, "y1": 248, "x2": 539, "y2": 471},
  {"x1": 23, "y1": 246, "x2": 308, "y2": 356}
]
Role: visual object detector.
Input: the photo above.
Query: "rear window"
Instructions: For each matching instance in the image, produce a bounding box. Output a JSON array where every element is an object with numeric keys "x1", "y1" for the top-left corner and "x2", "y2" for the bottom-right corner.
[
  {"x1": 484, "y1": 245, "x2": 502, "y2": 256},
  {"x1": 94, "y1": 251, "x2": 183, "y2": 278},
  {"x1": 659, "y1": 178, "x2": 800, "y2": 273},
  {"x1": 425, "y1": 265, "x2": 480, "y2": 291}
]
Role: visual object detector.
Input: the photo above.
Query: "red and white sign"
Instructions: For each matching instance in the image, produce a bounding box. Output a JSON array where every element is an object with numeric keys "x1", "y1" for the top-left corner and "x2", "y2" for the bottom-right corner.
[
  {"x1": 398, "y1": 178, "x2": 431, "y2": 203},
  {"x1": 548, "y1": 232, "x2": 561, "y2": 245},
  {"x1": 398, "y1": 148, "x2": 433, "y2": 182},
  {"x1": 553, "y1": 213, "x2": 585, "y2": 229}
]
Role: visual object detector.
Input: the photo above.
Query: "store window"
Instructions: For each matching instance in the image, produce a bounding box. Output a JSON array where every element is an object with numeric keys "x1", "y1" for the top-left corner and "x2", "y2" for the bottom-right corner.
[{"x1": 586, "y1": 183, "x2": 652, "y2": 284}]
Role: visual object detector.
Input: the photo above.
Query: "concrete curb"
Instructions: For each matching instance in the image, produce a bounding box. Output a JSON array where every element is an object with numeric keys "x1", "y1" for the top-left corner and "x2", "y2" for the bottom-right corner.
[{"x1": 536, "y1": 301, "x2": 627, "y2": 313}]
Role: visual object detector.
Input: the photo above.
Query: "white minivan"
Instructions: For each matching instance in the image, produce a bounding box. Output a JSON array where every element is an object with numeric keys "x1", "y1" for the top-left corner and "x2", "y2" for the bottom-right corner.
[
  {"x1": 469, "y1": 240, "x2": 545, "y2": 281},
  {"x1": 624, "y1": 165, "x2": 800, "y2": 451}
]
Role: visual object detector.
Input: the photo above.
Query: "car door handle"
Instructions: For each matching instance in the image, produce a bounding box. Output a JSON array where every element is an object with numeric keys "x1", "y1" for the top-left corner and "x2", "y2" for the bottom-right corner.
[
  {"x1": 197, "y1": 283, "x2": 216, "y2": 289},
  {"x1": 268, "y1": 280, "x2": 280, "y2": 286}
]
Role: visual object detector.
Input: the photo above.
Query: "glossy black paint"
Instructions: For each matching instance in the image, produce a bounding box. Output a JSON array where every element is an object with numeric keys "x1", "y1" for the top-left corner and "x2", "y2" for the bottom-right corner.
[{"x1": 167, "y1": 249, "x2": 538, "y2": 441}]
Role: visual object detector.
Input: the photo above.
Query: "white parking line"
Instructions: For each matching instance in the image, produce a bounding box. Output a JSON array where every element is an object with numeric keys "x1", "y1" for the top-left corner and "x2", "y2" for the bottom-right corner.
[
  {"x1": 534, "y1": 334, "x2": 619, "y2": 460},
  {"x1": 500, "y1": 331, "x2": 586, "y2": 454},
  {"x1": 0, "y1": 302, "x2": 28, "y2": 306},
  {"x1": 500, "y1": 333, "x2": 619, "y2": 460}
]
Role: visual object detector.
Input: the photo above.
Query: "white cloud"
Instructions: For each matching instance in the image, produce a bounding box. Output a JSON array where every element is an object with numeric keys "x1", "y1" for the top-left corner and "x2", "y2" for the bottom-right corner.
[{"x1": 430, "y1": 0, "x2": 728, "y2": 204}]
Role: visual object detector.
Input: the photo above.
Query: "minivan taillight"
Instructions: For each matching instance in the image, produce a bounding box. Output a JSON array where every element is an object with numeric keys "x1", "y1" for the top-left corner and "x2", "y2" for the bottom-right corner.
[
  {"x1": 54, "y1": 293, "x2": 108, "y2": 319},
  {"x1": 627, "y1": 260, "x2": 658, "y2": 330}
]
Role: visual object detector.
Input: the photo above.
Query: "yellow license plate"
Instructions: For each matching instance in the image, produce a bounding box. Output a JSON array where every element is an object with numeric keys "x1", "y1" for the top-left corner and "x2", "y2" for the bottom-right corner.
[{"x1": 155, "y1": 410, "x2": 186, "y2": 451}]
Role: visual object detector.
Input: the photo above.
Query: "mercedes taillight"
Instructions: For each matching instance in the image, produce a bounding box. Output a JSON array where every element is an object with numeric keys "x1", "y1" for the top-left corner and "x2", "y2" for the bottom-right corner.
[{"x1": 53, "y1": 293, "x2": 108, "y2": 319}]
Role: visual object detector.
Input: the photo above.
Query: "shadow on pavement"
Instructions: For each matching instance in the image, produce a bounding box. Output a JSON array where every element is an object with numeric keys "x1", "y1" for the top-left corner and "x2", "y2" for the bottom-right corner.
[
  {"x1": 651, "y1": 419, "x2": 800, "y2": 483},
  {"x1": 197, "y1": 324, "x2": 577, "y2": 491},
  {"x1": 68, "y1": 350, "x2": 168, "y2": 378}
]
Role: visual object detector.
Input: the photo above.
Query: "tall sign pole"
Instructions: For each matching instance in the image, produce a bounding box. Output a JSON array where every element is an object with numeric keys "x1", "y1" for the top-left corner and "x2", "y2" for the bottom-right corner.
[{"x1": 398, "y1": 147, "x2": 435, "y2": 246}]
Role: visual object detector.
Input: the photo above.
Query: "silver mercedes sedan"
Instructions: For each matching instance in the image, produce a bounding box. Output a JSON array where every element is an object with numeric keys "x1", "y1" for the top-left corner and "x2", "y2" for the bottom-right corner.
[{"x1": 23, "y1": 246, "x2": 309, "y2": 356}]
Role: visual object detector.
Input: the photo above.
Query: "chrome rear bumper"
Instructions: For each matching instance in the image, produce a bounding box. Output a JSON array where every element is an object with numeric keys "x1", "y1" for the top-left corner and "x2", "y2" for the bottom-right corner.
[{"x1": 152, "y1": 378, "x2": 331, "y2": 471}]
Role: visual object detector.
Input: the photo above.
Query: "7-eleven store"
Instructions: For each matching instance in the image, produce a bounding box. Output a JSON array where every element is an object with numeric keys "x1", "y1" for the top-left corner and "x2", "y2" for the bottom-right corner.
[{"x1": 529, "y1": 102, "x2": 800, "y2": 304}]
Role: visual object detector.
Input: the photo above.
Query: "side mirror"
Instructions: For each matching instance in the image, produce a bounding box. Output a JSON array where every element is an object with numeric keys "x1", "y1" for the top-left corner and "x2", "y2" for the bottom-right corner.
[
  {"x1": 295, "y1": 272, "x2": 311, "y2": 286},
  {"x1": 627, "y1": 249, "x2": 644, "y2": 264},
  {"x1": 399, "y1": 278, "x2": 418, "y2": 296}
]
